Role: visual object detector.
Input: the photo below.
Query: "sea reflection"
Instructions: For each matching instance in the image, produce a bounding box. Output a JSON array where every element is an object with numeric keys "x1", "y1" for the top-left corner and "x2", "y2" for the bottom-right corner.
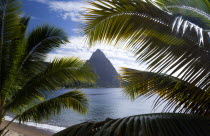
[{"x1": 42, "y1": 88, "x2": 165, "y2": 128}]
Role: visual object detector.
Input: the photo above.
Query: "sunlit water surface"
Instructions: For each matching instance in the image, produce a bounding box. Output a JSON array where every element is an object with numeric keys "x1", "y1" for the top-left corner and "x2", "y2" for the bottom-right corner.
[{"x1": 6, "y1": 88, "x2": 166, "y2": 133}]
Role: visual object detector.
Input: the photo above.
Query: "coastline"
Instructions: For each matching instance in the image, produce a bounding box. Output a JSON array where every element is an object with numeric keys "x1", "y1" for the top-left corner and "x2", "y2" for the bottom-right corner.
[{"x1": 1, "y1": 121, "x2": 54, "y2": 136}]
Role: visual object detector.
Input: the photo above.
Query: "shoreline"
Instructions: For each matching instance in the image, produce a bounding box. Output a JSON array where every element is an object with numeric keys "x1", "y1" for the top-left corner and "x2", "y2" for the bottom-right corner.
[{"x1": 1, "y1": 121, "x2": 54, "y2": 136}]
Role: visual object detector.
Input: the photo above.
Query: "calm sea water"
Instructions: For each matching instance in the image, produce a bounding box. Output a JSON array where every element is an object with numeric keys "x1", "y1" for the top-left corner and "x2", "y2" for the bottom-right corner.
[{"x1": 6, "y1": 88, "x2": 165, "y2": 133}]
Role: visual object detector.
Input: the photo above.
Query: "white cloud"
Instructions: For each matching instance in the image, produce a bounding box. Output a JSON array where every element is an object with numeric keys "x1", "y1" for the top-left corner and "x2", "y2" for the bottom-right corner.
[
  {"x1": 31, "y1": 16, "x2": 40, "y2": 20},
  {"x1": 28, "y1": 0, "x2": 48, "y2": 4},
  {"x1": 61, "y1": 12, "x2": 81, "y2": 22},
  {"x1": 48, "y1": 1, "x2": 87, "y2": 12},
  {"x1": 72, "y1": 28, "x2": 82, "y2": 34},
  {"x1": 30, "y1": 0, "x2": 91, "y2": 22},
  {"x1": 48, "y1": 1, "x2": 92, "y2": 22},
  {"x1": 46, "y1": 36, "x2": 145, "y2": 72}
]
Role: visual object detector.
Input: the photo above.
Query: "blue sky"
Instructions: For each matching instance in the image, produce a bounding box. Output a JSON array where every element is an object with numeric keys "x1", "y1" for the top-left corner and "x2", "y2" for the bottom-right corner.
[
  {"x1": 23, "y1": 0, "x2": 83, "y2": 35},
  {"x1": 23, "y1": 0, "x2": 143, "y2": 71}
]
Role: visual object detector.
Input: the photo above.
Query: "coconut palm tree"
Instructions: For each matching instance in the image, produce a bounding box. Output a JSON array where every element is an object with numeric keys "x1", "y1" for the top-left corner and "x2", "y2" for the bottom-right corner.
[
  {"x1": 54, "y1": 0, "x2": 210, "y2": 135},
  {"x1": 0, "y1": 0, "x2": 96, "y2": 135}
]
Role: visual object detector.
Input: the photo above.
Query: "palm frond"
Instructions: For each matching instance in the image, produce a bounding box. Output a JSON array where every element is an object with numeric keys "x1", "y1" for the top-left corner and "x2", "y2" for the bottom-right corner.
[
  {"x1": 26, "y1": 25, "x2": 69, "y2": 61},
  {"x1": 2, "y1": 16, "x2": 30, "y2": 95},
  {"x1": 0, "y1": 0, "x2": 23, "y2": 114},
  {"x1": 121, "y1": 68, "x2": 209, "y2": 115},
  {"x1": 0, "y1": 0, "x2": 22, "y2": 90},
  {"x1": 5, "y1": 57, "x2": 96, "y2": 113},
  {"x1": 83, "y1": 0, "x2": 210, "y2": 93},
  {"x1": 1, "y1": 23, "x2": 72, "y2": 104},
  {"x1": 84, "y1": 0, "x2": 173, "y2": 45},
  {"x1": 18, "y1": 90, "x2": 88, "y2": 123},
  {"x1": 0, "y1": 0, "x2": 22, "y2": 45},
  {"x1": 18, "y1": 25, "x2": 70, "y2": 78},
  {"x1": 155, "y1": 0, "x2": 210, "y2": 29},
  {"x1": 20, "y1": 15, "x2": 30, "y2": 34},
  {"x1": 54, "y1": 113, "x2": 210, "y2": 136}
]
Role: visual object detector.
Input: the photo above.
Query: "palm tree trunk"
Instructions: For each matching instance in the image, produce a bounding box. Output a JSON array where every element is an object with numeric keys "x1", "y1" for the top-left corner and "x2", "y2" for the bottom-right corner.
[
  {"x1": 0, "y1": 129, "x2": 9, "y2": 136},
  {"x1": 0, "y1": 116, "x2": 18, "y2": 136},
  {"x1": 0, "y1": 130, "x2": 4, "y2": 136},
  {"x1": 0, "y1": 100, "x2": 3, "y2": 124}
]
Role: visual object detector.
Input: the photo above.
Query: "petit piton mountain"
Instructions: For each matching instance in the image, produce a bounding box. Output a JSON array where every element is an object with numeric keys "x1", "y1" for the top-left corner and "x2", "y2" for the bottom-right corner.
[{"x1": 86, "y1": 49, "x2": 121, "y2": 88}]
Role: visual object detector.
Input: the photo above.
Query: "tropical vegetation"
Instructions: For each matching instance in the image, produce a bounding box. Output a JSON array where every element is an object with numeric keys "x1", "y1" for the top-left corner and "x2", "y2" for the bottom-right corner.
[
  {"x1": 55, "y1": 0, "x2": 210, "y2": 135},
  {"x1": 0, "y1": 0, "x2": 96, "y2": 135}
]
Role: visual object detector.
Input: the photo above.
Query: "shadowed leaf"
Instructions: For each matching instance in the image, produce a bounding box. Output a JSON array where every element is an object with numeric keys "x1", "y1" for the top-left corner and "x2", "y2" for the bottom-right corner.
[{"x1": 54, "y1": 113, "x2": 210, "y2": 136}]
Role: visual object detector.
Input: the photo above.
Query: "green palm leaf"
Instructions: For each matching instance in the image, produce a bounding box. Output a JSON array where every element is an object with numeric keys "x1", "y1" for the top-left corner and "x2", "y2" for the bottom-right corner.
[
  {"x1": 2, "y1": 16, "x2": 30, "y2": 97},
  {"x1": 54, "y1": 113, "x2": 210, "y2": 136},
  {"x1": 0, "y1": 0, "x2": 23, "y2": 122},
  {"x1": 26, "y1": 25, "x2": 69, "y2": 61},
  {"x1": 20, "y1": 15, "x2": 30, "y2": 34},
  {"x1": 5, "y1": 57, "x2": 96, "y2": 113},
  {"x1": 121, "y1": 68, "x2": 209, "y2": 115},
  {"x1": 155, "y1": 0, "x2": 210, "y2": 29},
  {"x1": 17, "y1": 25, "x2": 69, "y2": 82},
  {"x1": 18, "y1": 90, "x2": 88, "y2": 123},
  {"x1": 1, "y1": 25, "x2": 70, "y2": 101},
  {"x1": 0, "y1": 0, "x2": 22, "y2": 91}
]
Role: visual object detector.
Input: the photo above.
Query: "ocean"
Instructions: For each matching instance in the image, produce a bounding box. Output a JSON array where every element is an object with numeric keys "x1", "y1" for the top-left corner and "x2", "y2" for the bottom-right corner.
[{"x1": 6, "y1": 88, "x2": 165, "y2": 133}]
